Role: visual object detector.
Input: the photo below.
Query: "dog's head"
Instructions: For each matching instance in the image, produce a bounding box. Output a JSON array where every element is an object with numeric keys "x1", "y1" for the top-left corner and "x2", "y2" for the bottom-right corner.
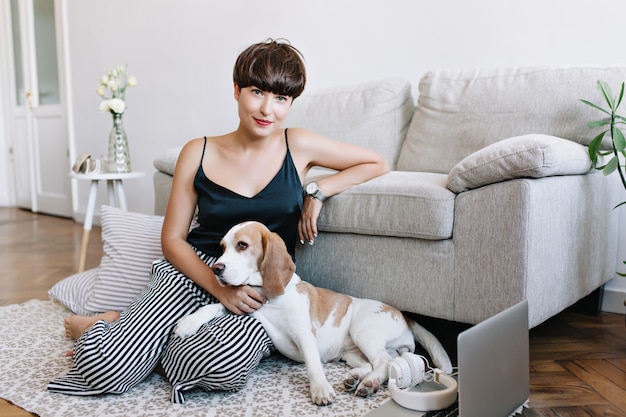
[{"x1": 212, "y1": 221, "x2": 296, "y2": 298}]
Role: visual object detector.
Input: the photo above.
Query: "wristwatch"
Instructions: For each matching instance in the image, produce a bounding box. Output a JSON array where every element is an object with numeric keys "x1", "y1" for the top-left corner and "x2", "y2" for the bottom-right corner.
[{"x1": 304, "y1": 181, "x2": 327, "y2": 202}]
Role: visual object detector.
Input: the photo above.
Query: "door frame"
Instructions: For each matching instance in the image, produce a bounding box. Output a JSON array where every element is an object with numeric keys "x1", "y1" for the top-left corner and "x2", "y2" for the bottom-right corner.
[
  {"x1": 0, "y1": 0, "x2": 75, "y2": 215},
  {"x1": 0, "y1": 1, "x2": 16, "y2": 207}
]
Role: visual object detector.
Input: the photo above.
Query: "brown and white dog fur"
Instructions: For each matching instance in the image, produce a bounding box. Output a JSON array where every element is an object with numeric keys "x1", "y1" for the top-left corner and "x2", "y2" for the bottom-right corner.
[{"x1": 175, "y1": 221, "x2": 452, "y2": 405}]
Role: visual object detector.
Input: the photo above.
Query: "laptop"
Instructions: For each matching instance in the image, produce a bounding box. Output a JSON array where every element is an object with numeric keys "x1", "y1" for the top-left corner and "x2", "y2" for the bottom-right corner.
[{"x1": 366, "y1": 300, "x2": 529, "y2": 417}]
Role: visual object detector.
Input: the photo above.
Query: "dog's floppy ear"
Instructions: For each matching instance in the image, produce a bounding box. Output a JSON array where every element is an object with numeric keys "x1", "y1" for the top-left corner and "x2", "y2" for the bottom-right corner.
[{"x1": 259, "y1": 228, "x2": 296, "y2": 298}]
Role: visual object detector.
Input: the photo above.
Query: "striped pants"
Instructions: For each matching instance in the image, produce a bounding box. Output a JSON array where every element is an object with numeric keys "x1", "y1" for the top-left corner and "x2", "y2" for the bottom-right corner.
[{"x1": 48, "y1": 249, "x2": 273, "y2": 403}]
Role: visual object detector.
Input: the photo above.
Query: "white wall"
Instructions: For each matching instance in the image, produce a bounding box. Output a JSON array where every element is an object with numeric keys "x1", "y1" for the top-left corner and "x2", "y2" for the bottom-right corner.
[{"x1": 64, "y1": 0, "x2": 626, "y2": 216}]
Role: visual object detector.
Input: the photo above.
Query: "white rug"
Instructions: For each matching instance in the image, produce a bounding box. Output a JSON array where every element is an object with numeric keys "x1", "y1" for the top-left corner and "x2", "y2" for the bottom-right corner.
[{"x1": 0, "y1": 300, "x2": 390, "y2": 417}]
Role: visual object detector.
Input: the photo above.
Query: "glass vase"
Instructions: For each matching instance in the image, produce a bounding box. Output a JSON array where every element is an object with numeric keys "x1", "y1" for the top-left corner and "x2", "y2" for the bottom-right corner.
[{"x1": 107, "y1": 112, "x2": 131, "y2": 173}]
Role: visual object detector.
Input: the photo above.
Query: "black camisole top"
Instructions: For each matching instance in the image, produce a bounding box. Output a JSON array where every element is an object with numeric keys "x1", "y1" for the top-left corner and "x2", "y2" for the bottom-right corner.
[{"x1": 186, "y1": 129, "x2": 303, "y2": 260}]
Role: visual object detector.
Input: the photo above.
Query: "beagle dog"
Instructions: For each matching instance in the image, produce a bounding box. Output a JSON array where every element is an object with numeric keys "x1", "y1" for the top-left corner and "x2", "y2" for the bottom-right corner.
[{"x1": 175, "y1": 221, "x2": 452, "y2": 406}]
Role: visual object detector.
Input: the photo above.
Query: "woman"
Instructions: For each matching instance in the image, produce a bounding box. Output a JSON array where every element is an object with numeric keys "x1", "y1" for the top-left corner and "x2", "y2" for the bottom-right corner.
[{"x1": 49, "y1": 39, "x2": 389, "y2": 403}]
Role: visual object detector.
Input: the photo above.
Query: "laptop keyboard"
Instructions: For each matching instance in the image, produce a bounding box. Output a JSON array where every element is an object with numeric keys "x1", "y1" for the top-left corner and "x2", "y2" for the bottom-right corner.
[{"x1": 424, "y1": 401, "x2": 459, "y2": 417}]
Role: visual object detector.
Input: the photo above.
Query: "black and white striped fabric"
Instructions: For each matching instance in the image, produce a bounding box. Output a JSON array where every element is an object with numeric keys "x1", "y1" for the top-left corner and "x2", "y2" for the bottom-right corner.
[
  {"x1": 48, "y1": 249, "x2": 273, "y2": 403},
  {"x1": 163, "y1": 310, "x2": 273, "y2": 403}
]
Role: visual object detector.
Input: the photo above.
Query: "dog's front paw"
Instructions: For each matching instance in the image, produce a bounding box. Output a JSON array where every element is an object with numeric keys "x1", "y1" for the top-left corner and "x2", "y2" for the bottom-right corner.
[
  {"x1": 343, "y1": 369, "x2": 365, "y2": 392},
  {"x1": 310, "y1": 381, "x2": 336, "y2": 406},
  {"x1": 174, "y1": 314, "x2": 205, "y2": 339},
  {"x1": 174, "y1": 304, "x2": 226, "y2": 339}
]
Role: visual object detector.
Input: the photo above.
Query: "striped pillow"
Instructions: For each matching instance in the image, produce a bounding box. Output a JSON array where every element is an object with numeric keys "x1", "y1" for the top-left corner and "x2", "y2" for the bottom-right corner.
[
  {"x1": 83, "y1": 206, "x2": 165, "y2": 313},
  {"x1": 48, "y1": 267, "x2": 98, "y2": 316}
]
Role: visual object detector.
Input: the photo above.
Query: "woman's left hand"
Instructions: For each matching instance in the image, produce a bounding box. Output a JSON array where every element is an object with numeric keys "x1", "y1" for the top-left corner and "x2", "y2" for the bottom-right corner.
[{"x1": 298, "y1": 196, "x2": 322, "y2": 245}]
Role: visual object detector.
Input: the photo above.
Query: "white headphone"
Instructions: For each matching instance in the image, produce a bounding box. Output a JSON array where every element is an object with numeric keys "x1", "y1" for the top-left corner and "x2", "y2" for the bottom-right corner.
[{"x1": 388, "y1": 352, "x2": 458, "y2": 411}]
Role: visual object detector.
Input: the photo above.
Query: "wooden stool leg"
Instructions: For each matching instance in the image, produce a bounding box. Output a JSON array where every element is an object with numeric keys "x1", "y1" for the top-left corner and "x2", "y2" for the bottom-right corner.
[
  {"x1": 78, "y1": 229, "x2": 90, "y2": 272},
  {"x1": 78, "y1": 180, "x2": 99, "y2": 272}
]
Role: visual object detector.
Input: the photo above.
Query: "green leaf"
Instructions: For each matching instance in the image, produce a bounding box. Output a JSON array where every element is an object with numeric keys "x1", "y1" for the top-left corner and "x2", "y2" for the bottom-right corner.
[
  {"x1": 588, "y1": 131, "x2": 606, "y2": 160},
  {"x1": 603, "y1": 155, "x2": 619, "y2": 175},
  {"x1": 617, "y1": 82, "x2": 625, "y2": 109},
  {"x1": 587, "y1": 119, "x2": 611, "y2": 127},
  {"x1": 614, "y1": 200, "x2": 626, "y2": 210},
  {"x1": 613, "y1": 126, "x2": 626, "y2": 152},
  {"x1": 598, "y1": 80, "x2": 615, "y2": 110},
  {"x1": 580, "y1": 99, "x2": 610, "y2": 115}
]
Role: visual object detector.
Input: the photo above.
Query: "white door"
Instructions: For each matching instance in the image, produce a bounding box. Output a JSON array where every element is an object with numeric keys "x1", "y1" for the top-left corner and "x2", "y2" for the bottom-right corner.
[{"x1": 6, "y1": 0, "x2": 71, "y2": 216}]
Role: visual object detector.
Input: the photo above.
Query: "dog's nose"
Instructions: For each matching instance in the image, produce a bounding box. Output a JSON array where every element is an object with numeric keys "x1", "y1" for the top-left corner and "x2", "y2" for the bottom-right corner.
[{"x1": 212, "y1": 263, "x2": 225, "y2": 276}]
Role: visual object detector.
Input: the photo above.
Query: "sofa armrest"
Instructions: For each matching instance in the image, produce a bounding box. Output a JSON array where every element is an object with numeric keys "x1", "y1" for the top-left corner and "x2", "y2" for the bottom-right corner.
[
  {"x1": 446, "y1": 134, "x2": 592, "y2": 193},
  {"x1": 452, "y1": 172, "x2": 620, "y2": 326},
  {"x1": 153, "y1": 147, "x2": 181, "y2": 176}
]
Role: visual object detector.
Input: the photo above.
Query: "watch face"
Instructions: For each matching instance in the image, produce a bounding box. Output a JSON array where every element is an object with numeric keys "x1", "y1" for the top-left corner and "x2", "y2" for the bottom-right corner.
[{"x1": 306, "y1": 182, "x2": 318, "y2": 194}]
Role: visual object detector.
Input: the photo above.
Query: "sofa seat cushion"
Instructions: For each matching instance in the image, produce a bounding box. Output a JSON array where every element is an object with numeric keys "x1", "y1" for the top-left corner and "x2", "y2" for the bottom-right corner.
[
  {"x1": 317, "y1": 171, "x2": 455, "y2": 240},
  {"x1": 398, "y1": 66, "x2": 626, "y2": 174},
  {"x1": 447, "y1": 134, "x2": 592, "y2": 193}
]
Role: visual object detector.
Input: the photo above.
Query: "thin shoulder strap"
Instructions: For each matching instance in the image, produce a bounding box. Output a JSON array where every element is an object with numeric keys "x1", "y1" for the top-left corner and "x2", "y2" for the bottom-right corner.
[
  {"x1": 284, "y1": 128, "x2": 289, "y2": 149},
  {"x1": 200, "y1": 136, "x2": 207, "y2": 165}
]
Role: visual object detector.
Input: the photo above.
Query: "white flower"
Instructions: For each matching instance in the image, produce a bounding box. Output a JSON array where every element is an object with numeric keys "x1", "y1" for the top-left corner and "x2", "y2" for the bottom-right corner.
[
  {"x1": 107, "y1": 79, "x2": 119, "y2": 92},
  {"x1": 96, "y1": 64, "x2": 137, "y2": 115},
  {"x1": 107, "y1": 98, "x2": 126, "y2": 114}
]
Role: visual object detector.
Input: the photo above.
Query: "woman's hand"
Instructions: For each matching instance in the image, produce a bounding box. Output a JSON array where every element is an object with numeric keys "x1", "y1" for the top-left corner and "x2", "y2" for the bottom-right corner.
[
  {"x1": 215, "y1": 284, "x2": 267, "y2": 315},
  {"x1": 298, "y1": 196, "x2": 323, "y2": 245}
]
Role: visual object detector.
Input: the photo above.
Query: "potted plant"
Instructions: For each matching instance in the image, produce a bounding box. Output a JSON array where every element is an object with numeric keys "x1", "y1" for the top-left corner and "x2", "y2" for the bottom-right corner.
[{"x1": 582, "y1": 80, "x2": 626, "y2": 278}]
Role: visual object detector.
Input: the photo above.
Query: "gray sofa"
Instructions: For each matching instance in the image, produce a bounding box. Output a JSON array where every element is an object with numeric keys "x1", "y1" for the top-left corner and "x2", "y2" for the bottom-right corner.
[{"x1": 153, "y1": 66, "x2": 624, "y2": 328}]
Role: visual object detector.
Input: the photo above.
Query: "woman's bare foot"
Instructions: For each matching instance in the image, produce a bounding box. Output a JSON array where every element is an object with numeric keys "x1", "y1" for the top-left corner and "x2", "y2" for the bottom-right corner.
[{"x1": 64, "y1": 311, "x2": 120, "y2": 340}]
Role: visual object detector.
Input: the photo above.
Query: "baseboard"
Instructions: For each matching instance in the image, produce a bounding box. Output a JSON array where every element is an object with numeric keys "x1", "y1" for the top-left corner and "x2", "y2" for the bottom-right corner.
[
  {"x1": 72, "y1": 211, "x2": 102, "y2": 227},
  {"x1": 601, "y1": 277, "x2": 626, "y2": 314}
]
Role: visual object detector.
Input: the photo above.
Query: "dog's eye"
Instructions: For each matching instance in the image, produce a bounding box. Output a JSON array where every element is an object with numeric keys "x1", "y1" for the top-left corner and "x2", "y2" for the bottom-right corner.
[{"x1": 237, "y1": 241, "x2": 248, "y2": 251}]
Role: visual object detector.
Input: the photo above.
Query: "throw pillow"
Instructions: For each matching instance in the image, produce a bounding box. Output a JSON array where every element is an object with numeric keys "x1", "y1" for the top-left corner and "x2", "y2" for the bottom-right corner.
[
  {"x1": 48, "y1": 267, "x2": 98, "y2": 316},
  {"x1": 83, "y1": 205, "x2": 165, "y2": 313},
  {"x1": 446, "y1": 134, "x2": 592, "y2": 193}
]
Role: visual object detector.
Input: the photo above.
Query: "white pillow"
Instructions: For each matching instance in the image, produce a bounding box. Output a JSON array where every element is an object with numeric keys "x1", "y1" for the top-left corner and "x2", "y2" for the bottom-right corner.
[
  {"x1": 446, "y1": 134, "x2": 592, "y2": 193},
  {"x1": 49, "y1": 206, "x2": 164, "y2": 314}
]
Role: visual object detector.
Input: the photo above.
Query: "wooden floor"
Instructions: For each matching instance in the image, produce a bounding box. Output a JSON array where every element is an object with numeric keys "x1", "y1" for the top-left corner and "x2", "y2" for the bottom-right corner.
[{"x1": 0, "y1": 207, "x2": 625, "y2": 417}]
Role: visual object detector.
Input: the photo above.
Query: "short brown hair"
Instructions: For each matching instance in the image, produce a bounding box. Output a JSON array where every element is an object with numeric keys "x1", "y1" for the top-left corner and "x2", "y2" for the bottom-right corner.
[{"x1": 233, "y1": 39, "x2": 306, "y2": 99}]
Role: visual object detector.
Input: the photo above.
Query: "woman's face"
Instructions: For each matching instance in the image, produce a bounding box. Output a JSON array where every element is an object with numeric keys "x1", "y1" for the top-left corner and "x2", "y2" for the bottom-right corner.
[{"x1": 235, "y1": 84, "x2": 293, "y2": 136}]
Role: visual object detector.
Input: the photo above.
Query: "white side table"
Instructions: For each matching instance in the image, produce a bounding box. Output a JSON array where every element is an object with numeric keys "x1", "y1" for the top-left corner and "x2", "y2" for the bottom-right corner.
[{"x1": 71, "y1": 171, "x2": 145, "y2": 272}]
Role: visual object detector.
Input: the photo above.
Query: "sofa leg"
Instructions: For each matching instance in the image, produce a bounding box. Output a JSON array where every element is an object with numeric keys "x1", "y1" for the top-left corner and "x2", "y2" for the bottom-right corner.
[{"x1": 569, "y1": 286, "x2": 605, "y2": 316}]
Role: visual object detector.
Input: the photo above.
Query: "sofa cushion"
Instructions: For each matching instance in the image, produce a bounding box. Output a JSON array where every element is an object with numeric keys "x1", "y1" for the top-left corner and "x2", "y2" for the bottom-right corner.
[
  {"x1": 317, "y1": 171, "x2": 455, "y2": 240},
  {"x1": 398, "y1": 66, "x2": 626, "y2": 174},
  {"x1": 447, "y1": 134, "x2": 592, "y2": 193},
  {"x1": 284, "y1": 77, "x2": 414, "y2": 169}
]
